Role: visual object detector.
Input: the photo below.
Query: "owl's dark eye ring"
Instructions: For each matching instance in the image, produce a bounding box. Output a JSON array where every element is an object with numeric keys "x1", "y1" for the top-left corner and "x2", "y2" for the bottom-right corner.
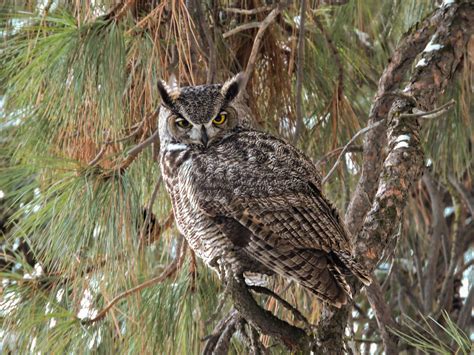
[
  {"x1": 213, "y1": 112, "x2": 227, "y2": 126},
  {"x1": 175, "y1": 117, "x2": 190, "y2": 128}
]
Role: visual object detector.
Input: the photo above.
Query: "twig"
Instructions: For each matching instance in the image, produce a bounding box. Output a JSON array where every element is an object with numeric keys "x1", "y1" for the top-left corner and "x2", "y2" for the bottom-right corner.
[
  {"x1": 81, "y1": 261, "x2": 178, "y2": 324},
  {"x1": 249, "y1": 323, "x2": 266, "y2": 354},
  {"x1": 214, "y1": 316, "x2": 240, "y2": 354},
  {"x1": 88, "y1": 140, "x2": 109, "y2": 167},
  {"x1": 242, "y1": 2, "x2": 290, "y2": 90},
  {"x1": 422, "y1": 173, "x2": 448, "y2": 313},
  {"x1": 292, "y1": 0, "x2": 307, "y2": 144},
  {"x1": 399, "y1": 99, "x2": 455, "y2": 119},
  {"x1": 448, "y1": 174, "x2": 474, "y2": 217},
  {"x1": 456, "y1": 285, "x2": 474, "y2": 331},
  {"x1": 454, "y1": 259, "x2": 474, "y2": 279},
  {"x1": 139, "y1": 177, "x2": 163, "y2": 241},
  {"x1": 366, "y1": 281, "x2": 399, "y2": 354},
  {"x1": 223, "y1": 22, "x2": 261, "y2": 39},
  {"x1": 314, "y1": 15, "x2": 344, "y2": 99},
  {"x1": 103, "y1": 0, "x2": 135, "y2": 21},
  {"x1": 101, "y1": 112, "x2": 150, "y2": 144},
  {"x1": 89, "y1": 110, "x2": 157, "y2": 167},
  {"x1": 81, "y1": 238, "x2": 185, "y2": 325},
  {"x1": 322, "y1": 98, "x2": 455, "y2": 184},
  {"x1": 319, "y1": 0, "x2": 350, "y2": 5},
  {"x1": 191, "y1": 0, "x2": 216, "y2": 84},
  {"x1": 206, "y1": 283, "x2": 231, "y2": 325},
  {"x1": 248, "y1": 286, "x2": 311, "y2": 332},
  {"x1": 113, "y1": 128, "x2": 160, "y2": 172},
  {"x1": 322, "y1": 121, "x2": 384, "y2": 184},
  {"x1": 223, "y1": 6, "x2": 273, "y2": 15},
  {"x1": 316, "y1": 145, "x2": 362, "y2": 166},
  {"x1": 203, "y1": 309, "x2": 240, "y2": 355}
]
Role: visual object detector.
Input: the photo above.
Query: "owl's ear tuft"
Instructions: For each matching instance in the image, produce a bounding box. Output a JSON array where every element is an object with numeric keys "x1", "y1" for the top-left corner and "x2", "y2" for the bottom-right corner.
[
  {"x1": 157, "y1": 76, "x2": 180, "y2": 108},
  {"x1": 221, "y1": 73, "x2": 245, "y2": 102}
]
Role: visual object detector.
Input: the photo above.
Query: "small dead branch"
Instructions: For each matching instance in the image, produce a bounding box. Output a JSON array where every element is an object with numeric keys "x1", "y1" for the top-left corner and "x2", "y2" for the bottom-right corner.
[
  {"x1": 223, "y1": 22, "x2": 261, "y2": 39},
  {"x1": 366, "y1": 281, "x2": 399, "y2": 354},
  {"x1": 88, "y1": 110, "x2": 157, "y2": 167},
  {"x1": 112, "y1": 128, "x2": 160, "y2": 172},
  {"x1": 223, "y1": 6, "x2": 273, "y2": 16},
  {"x1": 448, "y1": 174, "x2": 474, "y2": 217},
  {"x1": 81, "y1": 238, "x2": 185, "y2": 325},
  {"x1": 314, "y1": 14, "x2": 344, "y2": 100},
  {"x1": 242, "y1": 2, "x2": 290, "y2": 89},
  {"x1": 203, "y1": 309, "x2": 241, "y2": 355},
  {"x1": 88, "y1": 141, "x2": 109, "y2": 167},
  {"x1": 292, "y1": 0, "x2": 307, "y2": 144},
  {"x1": 322, "y1": 99, "x2": 455, "y2": 185},
  {"x1": 103, "y1": 0, "x2": 136, "y2": 21},
  {"x1": 81, "y1": 262, "x2": 178, "y2": 324},
  {"x1": 399, "y1": 99, "x2": 455, "y2": 120},
  {"x1": 322, "y1": 121, "x2": 384, "y2": 184},
  {"x1": 206, "y1": 283, "x2": 231, "y2": 326},
  {"x1": 139, "y1": 177, "x2": 163, "y2": 241},
  {"x1": 316, "y1": 145, "x2": 363, "y2": 167},
  {"x1": 248, "y1": 286, "x2": 311, "y2": 332}
]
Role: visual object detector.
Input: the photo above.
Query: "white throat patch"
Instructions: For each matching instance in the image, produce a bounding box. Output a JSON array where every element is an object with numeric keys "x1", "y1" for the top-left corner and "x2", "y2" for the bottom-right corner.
[{"x1": 167, "y1": 143, "x2": 188, "y2": 151}]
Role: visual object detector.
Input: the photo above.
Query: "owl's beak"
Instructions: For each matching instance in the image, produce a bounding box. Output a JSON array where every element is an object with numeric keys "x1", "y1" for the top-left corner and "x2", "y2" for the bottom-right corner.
[{"x1": 200, "y1": 125, "x2": 209, "y2": 148}]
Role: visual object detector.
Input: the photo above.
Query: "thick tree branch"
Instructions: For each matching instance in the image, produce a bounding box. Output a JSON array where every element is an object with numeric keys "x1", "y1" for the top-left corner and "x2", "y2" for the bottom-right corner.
[
  {"x1": 227, "y1": 273, "x2": 312, "y2": 352},
  {"x1": 354, "y1": 2, "x2": 473, "y2": 270},
  {"x1": 345, "y1": 5, "x2": 449, "y2": 234},
  {"x1": 318, "y1": 3, "x2": 474, "y2": 353}
]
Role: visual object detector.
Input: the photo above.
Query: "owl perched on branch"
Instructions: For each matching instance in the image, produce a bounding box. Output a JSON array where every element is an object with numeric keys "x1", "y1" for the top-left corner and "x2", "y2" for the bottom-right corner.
[{"x1": 158, "y1": 74, "x2": 371, "y2": 307}]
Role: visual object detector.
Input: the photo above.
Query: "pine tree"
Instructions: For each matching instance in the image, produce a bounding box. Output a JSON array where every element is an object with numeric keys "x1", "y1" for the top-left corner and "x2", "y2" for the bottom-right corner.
[{"x1": 1, "y1": 1, "x2": 472, "y2": 353}]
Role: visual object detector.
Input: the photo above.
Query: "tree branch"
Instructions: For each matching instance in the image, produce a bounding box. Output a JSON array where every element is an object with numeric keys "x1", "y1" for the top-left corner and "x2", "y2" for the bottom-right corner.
[
  {"x1": 227, "y1": 273, "x2": 312, "y2": 351},
  {"x1": 242, "y1": 2, "x2": 289, "y2": 90},
  {"x1": 319, "y1": 3, "x2": 474, "y2": 353},
  {"x1": 292, "y1": 0, "x2": 307, "y2": 143},
  {"x1": 248, "y1": 285, "x2": 311, "y2": 331},
  {"x1": 223, "y1": 6, "x2": 274, "y2": 16},
  {"x1": 366, "y1": 281, "x2": 399, "y2": 354},
  {"x1": 223, "y1": 22, "x2": 262, "y2": 39},
  {"x1": 81, "y1": 237, "x2": 185, "y2": 325}
]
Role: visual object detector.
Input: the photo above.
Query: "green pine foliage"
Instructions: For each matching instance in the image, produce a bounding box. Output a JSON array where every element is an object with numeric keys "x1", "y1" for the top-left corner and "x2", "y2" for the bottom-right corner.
[{"x1": 1, "y1": 1, "x2": 472, "y2": 353}]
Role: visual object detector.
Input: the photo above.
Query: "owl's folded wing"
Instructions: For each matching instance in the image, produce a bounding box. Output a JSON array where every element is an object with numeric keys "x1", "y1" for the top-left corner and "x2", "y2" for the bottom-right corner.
[{"x1": 200, "y1": 183, "x2": 372, "y2": 289}]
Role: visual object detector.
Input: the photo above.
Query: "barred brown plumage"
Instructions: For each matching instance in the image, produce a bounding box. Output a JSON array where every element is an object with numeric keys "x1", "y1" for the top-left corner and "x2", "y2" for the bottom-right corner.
[{"x1": 158, "y1": 74, "x2": 371, "y2": 307}]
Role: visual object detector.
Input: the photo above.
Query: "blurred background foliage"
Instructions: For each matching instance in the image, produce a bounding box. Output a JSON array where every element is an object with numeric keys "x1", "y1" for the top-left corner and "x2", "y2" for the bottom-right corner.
[{"x1": 0, "y1": 0, "x2": 472, "y2": 353}]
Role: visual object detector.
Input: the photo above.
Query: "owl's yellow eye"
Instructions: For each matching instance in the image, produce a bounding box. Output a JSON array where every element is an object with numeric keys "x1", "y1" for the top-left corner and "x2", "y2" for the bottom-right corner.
[
  {"x1": 213, "y1": 112, "x2": 227, "y2": 125},
  {"x1": 175, "y1": 117, "x2": 190, "y2": 128}
]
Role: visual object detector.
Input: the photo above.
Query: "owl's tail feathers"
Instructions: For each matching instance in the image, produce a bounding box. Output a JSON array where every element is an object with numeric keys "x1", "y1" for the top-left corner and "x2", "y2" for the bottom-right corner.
[
  {"x1": 296, "y1": 250, "x2": 352, "y2": 308},
  {"x1": 337, "y1": 252, "x2": 372, "y2": 286},
  {"x1": 326, "y1": 263, "x2": 352, "y2": 308}
]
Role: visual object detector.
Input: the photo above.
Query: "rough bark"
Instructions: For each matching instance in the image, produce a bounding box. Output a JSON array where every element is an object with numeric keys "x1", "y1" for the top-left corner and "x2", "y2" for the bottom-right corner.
[{"x1": 318, "y1": 2, "x2": 474, "y2": 354}]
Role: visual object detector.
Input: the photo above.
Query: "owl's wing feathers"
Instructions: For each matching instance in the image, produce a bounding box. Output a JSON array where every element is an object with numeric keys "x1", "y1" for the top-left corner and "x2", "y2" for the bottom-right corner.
[{"x1": 184, "y1": 131, "x2": 371, "y2": 306}]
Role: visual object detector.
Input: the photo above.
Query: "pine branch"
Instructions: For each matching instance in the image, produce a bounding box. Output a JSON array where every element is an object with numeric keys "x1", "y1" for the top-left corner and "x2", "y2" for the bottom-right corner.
[{"x1": 81, "y1": 238, "x2": 186, "y2": 325}]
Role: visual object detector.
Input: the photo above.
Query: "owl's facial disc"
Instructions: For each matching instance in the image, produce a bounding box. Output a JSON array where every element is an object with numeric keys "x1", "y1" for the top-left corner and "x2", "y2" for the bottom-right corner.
[
  {"x1": 158, "y1": 74, "x2": 245, "y2": 149},
  {"x1": 167, "y1": 110, "x2": 235, "y2": 148}
]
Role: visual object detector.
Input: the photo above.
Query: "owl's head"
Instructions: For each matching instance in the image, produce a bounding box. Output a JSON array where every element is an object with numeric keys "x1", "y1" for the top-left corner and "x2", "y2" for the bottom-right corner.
[{"x1": 157, "y1": 74, "x2": 249, "y2": 150}]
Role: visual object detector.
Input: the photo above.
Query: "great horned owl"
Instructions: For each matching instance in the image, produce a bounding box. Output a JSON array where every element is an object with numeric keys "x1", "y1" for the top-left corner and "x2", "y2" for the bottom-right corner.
[{"x1": 158, "y1": 74, "x2": 371, "y2": 307}]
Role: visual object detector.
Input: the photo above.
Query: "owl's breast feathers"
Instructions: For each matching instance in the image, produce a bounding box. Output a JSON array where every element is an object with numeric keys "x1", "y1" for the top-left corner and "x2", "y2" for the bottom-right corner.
[{"x1": 164, "y1": 129, "x2": 371, "y2": 307}]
